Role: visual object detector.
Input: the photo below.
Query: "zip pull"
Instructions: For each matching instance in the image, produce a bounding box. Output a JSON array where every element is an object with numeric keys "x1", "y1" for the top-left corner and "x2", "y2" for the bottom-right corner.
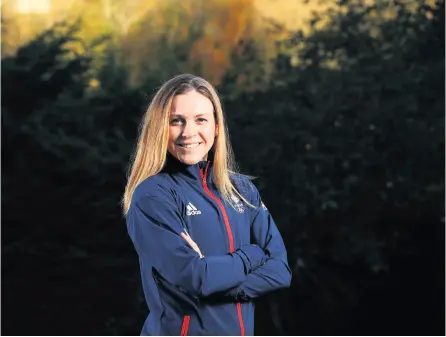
[
  {"x1": 199, "y1": 168, "x2": 206, "y2": 185},
  {"x1": 200, "y1": 161, "x2": 210, "y2": 186}
]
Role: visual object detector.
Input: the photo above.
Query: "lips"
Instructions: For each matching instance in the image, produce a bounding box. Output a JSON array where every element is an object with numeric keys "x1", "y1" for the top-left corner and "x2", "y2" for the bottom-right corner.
[{"x1": 177, "y1": 142, "x2": 202, "y2": 149}]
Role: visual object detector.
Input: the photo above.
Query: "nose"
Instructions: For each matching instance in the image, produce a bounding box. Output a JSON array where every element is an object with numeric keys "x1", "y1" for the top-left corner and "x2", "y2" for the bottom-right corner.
[{"x1": 181, "y1": 121, "x2": 198, "y2": 138}]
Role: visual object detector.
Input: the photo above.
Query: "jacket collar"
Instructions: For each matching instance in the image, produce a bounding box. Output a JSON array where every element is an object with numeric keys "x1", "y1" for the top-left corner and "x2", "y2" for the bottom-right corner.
[{"x1": 162, "y1": 150, "x2": 214, "y2": 186}]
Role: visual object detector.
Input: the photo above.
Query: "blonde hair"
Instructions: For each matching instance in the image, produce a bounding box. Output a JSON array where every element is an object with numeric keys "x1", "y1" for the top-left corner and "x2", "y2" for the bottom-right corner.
[{"x1": 122, "y1": 74, "x2": 252, "y2": 214}]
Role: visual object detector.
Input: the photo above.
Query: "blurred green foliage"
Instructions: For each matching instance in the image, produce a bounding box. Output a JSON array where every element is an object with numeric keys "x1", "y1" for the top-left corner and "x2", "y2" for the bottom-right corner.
[{"x1": 2, "y1": 0, "x2": 444, "y2": 335}]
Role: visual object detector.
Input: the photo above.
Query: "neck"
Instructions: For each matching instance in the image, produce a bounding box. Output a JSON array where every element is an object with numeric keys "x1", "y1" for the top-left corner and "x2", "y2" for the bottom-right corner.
[{"x1": 163, "y1": 152, "x2": 214, "y2": 185}]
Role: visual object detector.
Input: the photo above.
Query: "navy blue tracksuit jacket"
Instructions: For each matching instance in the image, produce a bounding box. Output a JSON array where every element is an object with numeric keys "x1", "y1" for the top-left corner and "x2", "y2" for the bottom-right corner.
[{"x1": 126, "y1": 153, "x2": 291, "y2": 335}]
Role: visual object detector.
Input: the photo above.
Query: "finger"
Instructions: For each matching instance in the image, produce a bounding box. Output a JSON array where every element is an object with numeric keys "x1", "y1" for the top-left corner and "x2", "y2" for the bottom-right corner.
[
  {"x1": 181, "y1": 232, "x2": 200, "y2": 251},
  {"x1": 181, "y1": 232, "x2": 197, "y2": 246},
  {"x1": 195, "y1": 248, "x2": 203, "y2": 258},
  {"x1": 180, "y1": 232, "x2": 190, "y2": 239},
  {"x1": 180, "y1": 232, "x2": 192, "y2": 244},
  {"x1": 181, "y1": 232, "x2": 195, "y2": 246},
  {"x1": 180, "y1": 232, "x2": 204, "y2": 258}
]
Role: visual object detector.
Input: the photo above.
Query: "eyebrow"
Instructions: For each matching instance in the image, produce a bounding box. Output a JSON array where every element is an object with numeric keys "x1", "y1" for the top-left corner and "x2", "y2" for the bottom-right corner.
[{"x1": 170, "y1": 113, "x2": 212, "y2": 118}]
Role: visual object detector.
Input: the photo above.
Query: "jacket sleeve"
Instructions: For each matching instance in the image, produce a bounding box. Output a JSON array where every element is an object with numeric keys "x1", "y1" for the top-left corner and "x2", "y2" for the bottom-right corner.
[
  {"x1": 225, "y1": 183, "x2": 292, "y2": 301},
  {"x1": 126, "y1": 188, "x2": 268, "y2": 298}
]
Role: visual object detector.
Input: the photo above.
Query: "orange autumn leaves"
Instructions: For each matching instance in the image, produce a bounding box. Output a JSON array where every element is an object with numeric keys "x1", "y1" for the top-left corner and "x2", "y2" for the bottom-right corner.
[
  {"x1": 2, "y1": 0, "x2": 316, "y2": 86},
  {"x1": 122, "y1": 0, "x2": 262, "y2": 86}
]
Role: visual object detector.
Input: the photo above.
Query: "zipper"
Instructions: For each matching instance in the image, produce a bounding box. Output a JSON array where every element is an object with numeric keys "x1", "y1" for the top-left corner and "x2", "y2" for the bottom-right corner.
[
  {"x1": 200, "y1": 162, "x2": 245, "y2": 336},
  {"x1": 236, "y1": 303, "x2": 245, "y2": 336},
  {"x1": 180, "y1": 315, "x2": 190, "y2": 336}
]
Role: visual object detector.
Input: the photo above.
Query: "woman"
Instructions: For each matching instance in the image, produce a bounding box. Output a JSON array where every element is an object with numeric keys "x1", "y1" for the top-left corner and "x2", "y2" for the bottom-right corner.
[{"x1": 123, "y1": 74, "x2": 291, "y2": 336}]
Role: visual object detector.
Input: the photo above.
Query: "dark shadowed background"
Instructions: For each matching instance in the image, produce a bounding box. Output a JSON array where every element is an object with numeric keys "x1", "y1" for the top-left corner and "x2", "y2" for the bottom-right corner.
[{"x1": 2, "y1": 0, "x2": 445, "y2": 335}]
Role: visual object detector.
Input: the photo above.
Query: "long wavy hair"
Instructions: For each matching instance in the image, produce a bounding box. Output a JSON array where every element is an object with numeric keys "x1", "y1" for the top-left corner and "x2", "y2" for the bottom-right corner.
[{"x1": 122, "y1": 74, "x2": 251, "y2": 214}]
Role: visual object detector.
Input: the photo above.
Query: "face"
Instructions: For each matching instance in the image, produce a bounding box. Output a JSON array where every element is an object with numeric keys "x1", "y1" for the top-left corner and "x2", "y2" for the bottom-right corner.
[{"x1": 167, "y1": 90, "x2": 217, "y2": 165}]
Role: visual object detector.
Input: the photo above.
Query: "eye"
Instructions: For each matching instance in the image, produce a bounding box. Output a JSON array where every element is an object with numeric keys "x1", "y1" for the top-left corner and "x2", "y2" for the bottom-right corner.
[
  {"x1": 170, "y1": 118, "x2": 184, "y2": 125},
  {"x1": 197, "y1": 118, "x2": 208, "y2": 123}
]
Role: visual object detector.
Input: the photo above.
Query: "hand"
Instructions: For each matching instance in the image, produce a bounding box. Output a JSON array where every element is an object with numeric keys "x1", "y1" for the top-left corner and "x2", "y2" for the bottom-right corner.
[{"x1": 181, "y1": 232, "x2": 204, "y2": 258}]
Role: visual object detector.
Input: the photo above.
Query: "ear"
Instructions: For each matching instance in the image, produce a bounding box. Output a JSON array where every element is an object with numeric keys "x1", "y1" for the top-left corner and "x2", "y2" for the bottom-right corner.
[{"x1": 215, "y1": 125, "x2": 219, "y2": 136}]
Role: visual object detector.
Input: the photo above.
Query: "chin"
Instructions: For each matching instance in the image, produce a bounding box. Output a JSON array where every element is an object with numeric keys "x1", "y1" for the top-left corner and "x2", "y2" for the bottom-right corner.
[{"x1": 179, "y1": 156, "x2": 202, "y2": 165}]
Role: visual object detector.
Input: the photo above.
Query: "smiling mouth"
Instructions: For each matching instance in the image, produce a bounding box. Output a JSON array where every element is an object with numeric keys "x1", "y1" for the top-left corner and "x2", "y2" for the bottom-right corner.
[{"x1": 177, "y1": 142, "x2": 202, "y2": 149}]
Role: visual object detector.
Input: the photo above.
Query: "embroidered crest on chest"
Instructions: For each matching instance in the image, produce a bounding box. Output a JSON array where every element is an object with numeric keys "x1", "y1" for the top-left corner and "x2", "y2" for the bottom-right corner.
[{"x1": 231, "y1": 194, "x2": 245, "y2": 213}]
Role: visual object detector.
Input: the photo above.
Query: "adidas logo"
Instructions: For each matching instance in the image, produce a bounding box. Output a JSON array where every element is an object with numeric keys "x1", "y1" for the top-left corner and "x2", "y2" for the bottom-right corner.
[{"x1": 186, "y1": 202, "x2": 202, "y2": 216}]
